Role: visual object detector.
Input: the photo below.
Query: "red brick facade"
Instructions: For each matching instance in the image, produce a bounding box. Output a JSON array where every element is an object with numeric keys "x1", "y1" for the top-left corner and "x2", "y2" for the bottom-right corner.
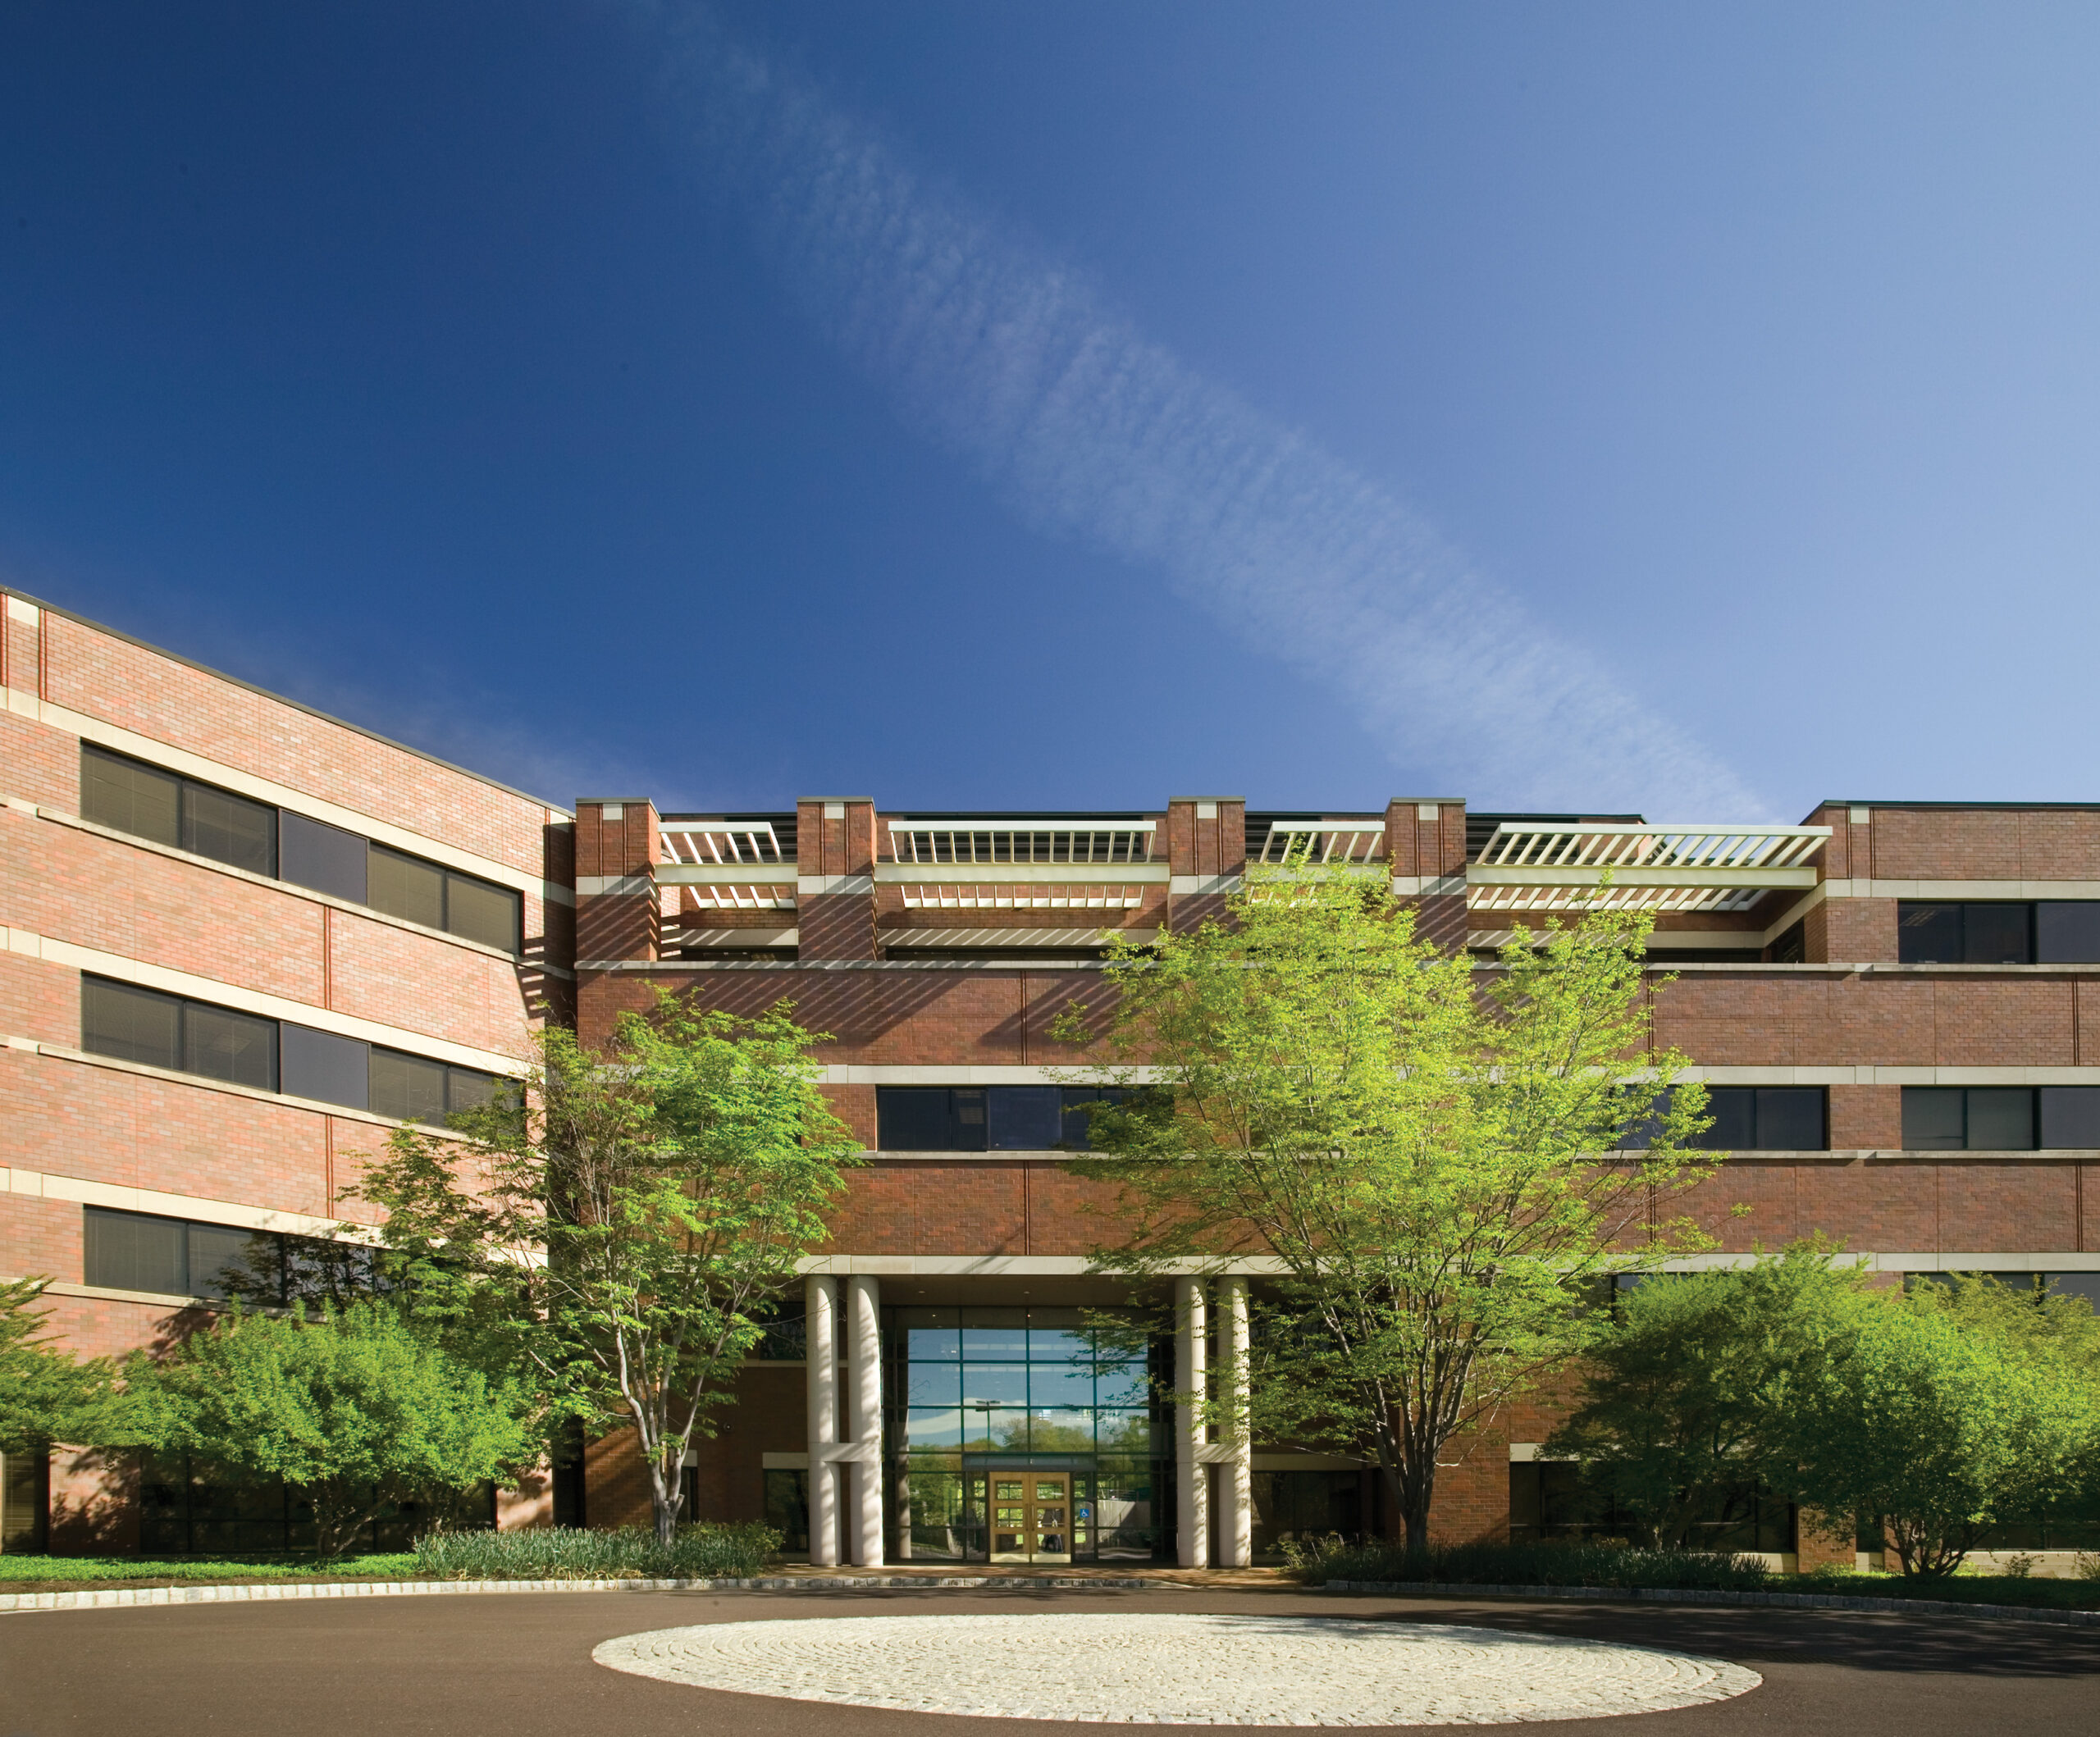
[{"x1": 7, "y1": 590, "x2": 2095, "y2": 1566}]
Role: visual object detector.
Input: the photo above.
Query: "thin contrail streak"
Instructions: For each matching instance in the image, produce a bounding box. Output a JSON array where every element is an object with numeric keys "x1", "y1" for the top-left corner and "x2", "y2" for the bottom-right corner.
[{"x1": 651, "y1": 9, "x2": 1769, "y2": 816}]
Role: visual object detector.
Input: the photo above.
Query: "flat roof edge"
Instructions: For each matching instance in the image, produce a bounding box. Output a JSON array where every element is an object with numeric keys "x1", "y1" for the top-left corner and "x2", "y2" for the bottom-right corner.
[{"x1": 4, "y1": 587, "x2": 573, "y2": 818}]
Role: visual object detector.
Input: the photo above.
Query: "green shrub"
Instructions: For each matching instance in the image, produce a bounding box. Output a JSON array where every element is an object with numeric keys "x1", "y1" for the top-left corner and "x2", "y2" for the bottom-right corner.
[
  {"x1": 1281, "y1": 1536, "x2": 1775, "y2": 1592},
  {"x1": 412, "y1": 1523, "x2": 778, "y2": 1581}
]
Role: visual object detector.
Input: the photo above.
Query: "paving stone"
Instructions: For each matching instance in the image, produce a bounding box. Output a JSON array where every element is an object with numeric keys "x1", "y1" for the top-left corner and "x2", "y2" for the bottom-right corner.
[{"x1": 592, "y1": 1612, "x2": 1764, "y2": 1725}]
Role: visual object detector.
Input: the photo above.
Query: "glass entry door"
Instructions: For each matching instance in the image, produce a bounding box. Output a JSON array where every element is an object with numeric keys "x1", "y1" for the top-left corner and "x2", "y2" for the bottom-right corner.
[{"x1": 988, "y1": 1471, "x2": 1074, "y2": 1563}]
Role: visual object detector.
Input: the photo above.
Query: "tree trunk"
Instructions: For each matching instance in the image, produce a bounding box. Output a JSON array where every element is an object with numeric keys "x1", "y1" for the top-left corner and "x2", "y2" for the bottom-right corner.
[{"x1": 651, "y1": 1453, "x2": 682, "y2": 1548}]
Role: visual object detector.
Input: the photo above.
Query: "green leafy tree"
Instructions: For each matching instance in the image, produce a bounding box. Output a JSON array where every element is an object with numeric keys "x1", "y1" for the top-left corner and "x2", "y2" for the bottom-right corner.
[
  {"x1": 1786, "y1": 1295, "x2": 2097, "y2": 1575},
  {"x1": 351, "y1": 990, "x2": 858, "y2": 1545},
  {"x1": 1546, "y1": 1248, "x2": 1867, "y2": 1547},
  {"x1": 135, "y1": 1300, "x2": 535, "y2": 1561},
  {"x1": 0, "y1": 1278, "x2": 143, "y2": 1453},
  {"x1": 1060, "y1": 857, "x2": 1719, "y2": 1554}
]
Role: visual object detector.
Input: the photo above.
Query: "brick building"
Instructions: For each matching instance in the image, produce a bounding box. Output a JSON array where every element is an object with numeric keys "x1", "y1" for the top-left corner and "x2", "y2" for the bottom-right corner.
[{"x1": 5, "y1": 591, "x2": 2098, "y2": 1566}]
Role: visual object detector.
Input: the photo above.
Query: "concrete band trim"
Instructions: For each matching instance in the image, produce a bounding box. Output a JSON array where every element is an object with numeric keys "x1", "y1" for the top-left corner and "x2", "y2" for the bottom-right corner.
[
  {"x1": 4, "y1": 928, "x2": 527, "y2": 1074},
  {"x1": 2, "y1": 1164, "x2": 377, "y2": 1242},
  {"x1": 4, "y1": 1038, "x2": 486, "y2": 1137},
  {"x1": 796, "y1": 1251, "x2": 2100, "y2": 1275},
  {"x1": 18, "y1": 801, "x2": 568, "y2": 973}
]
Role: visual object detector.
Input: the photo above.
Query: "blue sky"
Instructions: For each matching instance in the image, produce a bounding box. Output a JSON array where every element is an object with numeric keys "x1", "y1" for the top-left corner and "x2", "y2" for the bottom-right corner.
[{"x1": 2, "y1": 2, "x2": 2095, "y2": 819}]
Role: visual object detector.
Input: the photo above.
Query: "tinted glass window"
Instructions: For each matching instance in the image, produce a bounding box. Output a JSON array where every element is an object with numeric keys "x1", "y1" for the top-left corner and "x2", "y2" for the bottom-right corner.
[
  {"x1": 367, "y1": 846, "x2": 445, "y2": 929},
  {"x1": 82, "y1": 977, "x2": 181, "y2": 1070},
  {"x1": 188, "y1": 1222, "x2": 273, "y2": 1302},
  {"x1": 877, "y1": 1087, "x2": 988, "y2": 1151},
  {"x1": 80, "y1": 745, "x2": 179, "y2": 847},
  {"x1": 988, "y1": 1086, "x2": 1062, "y2": 1150},
  {"x1": 84, "y1": 1206, "x2": 187, "y2": 1295},
  {"x1": 280, "y1": 812, "x2": 368, "y2": 904},
  {"x1": 1967, "y1": 1087, "x2": 2036, "y2": 1149},
  {"x1": 2040, "y1": 1086, "x2": 2100, "y2": 1149},
  {"x1": 445, "y1": 1066, "x2": 502, "y2": 1115},
  {"x1": 183, "y1": 1002, "x2": 277, "y2": 1091},
  {"x1": 1963, "y1": 905, "x2": 2032, "y2": 964},
  {"x1": 1059, "y1": 1087, "x2": 1130, "y2": 1150},
  {"x1": 2036, "y1": 903, "x2": 2100, "y2": 964},
  {"x1": 1697, "y1": 1087, "x2": 1757, "y2": 1150},
  {"x1": 180, "y1": 783, "x2": 276, "y2": 878},
  {"x1": 445, "y1": 873, "x2": 521, "y2": 953},
  {"x1": 2043, "y1": 1272, "x2": 2100, "y2": 1307},
  {"x1": 1755, "y1": 1087, "x2": 1827, "y2": 1151},
  {"x1": 1901, "y1": 1087, "x2": 1966, "y2": 1150},
  {"x1": 370, "y1": 1048, "x2": 449, "y2": 1124},
  {"x1": 1897, "y1": 903, "x2": 1964, "y2": 964},
  {"x1": 280, "y1": 1024, "x2": 370, "y2": 1109}
]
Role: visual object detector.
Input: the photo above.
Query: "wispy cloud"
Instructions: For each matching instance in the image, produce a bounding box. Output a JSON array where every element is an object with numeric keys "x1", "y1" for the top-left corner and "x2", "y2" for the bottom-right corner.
[{"x1": 651, "y1": 8, "x2": 1767, "y2": 816}]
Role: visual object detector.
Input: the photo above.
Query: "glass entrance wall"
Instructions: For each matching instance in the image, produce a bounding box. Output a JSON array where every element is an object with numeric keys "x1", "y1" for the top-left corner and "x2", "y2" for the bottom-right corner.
[{"x1": 888, "y1": 1305, "x2": 1165, "y2": 1561}]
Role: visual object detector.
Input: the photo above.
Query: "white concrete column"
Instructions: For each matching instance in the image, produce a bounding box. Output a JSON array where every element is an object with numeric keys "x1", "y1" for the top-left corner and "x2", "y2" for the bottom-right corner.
[
  {"x1": 805, "y1": 1274, "x2": 839, "y2": 1566},
  {"x1": 1219, "y1": 1276, "x2": 1253, "y2": 1569},
  {"x1": 1175, "y1": 1275, "x2": 1209, "y2": 1568},
  {"x1": 846, "y1": 1273, "x2": 884, "y2": 1567}
]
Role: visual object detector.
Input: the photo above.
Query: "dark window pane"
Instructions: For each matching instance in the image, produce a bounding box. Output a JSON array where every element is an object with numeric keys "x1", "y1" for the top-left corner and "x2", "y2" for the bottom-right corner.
[
  {"x1": 80, "y1": 746, "x2": 179, "y2": 847},
  {"x1": 180, "y1": 783, "x2": 276, "y2": 877},
  {"x1": 280, "y1": 1025, "x2": 369, "y2": 1109},
  {"x1": 1616, "y1": 1086, "x2": 1669, "y2": 1151},
  {"x1": 445, "y1": 1066, "x2": 501, "y2": 1115},
  {"x1": 1902, "y1": 1087, "x2": 1965, "y2": 1150},
  {"x1": 1897, "y1": 903, "x2": 1964, "y2": 964},
  {"x1": 1967, "y1": 1087, "x2": 2036, "y2": 1150},
  {"x1": 183, "y1": 1003, "x2": 278, "y2": 1091},
  {"x1": 280, "y1": 813, "x2": 368, "y2": 903},
  {"x1": 763, "y1": 1469, "x2": 810, "y2": 1555},
  {"x1": 84, "y1": 1207, "x2": 185, "y2": 1294},
  {"x1": 1059, "y1": 1087, "x2": 1129, "y2": 1150},
  {"x1": 444, "y1": 873, "x2": 521, "y2": 953},
  {"x1": 2036, "y1": 903, "x2": 2100, "y2": 964},
  {"x1": 188, "y1": 1223, "x2": 278, "y2": 1302},
  {"x1": 2040, "y1": 1087, "x2": 2100, "y2": 1150},
  {"x1": 367, "y1": 846, "x2": 445, "y2": 929},
  {"x1": 988, "y1": 1086, "x2": 1062, "y2": 1150},
  {"x1": 1754, "y1": 1087, "x2": 1827, "y2": 1151},
  {"x1": 82, "y1": 977, "x2": 181, "y2": 1069},
  {"x1": 2043, "y1": 1272, "x2": 2100, "y2": 1308},
  {"x1": 877, "y1": 1087, "x2": 985, "y2": 1151},
  {"x1": 1963, "y1": 905, "x2": 2032, "y2": 964},
  {"x1": 1697, "y1": 1087, "x2": 1756, "y2": 1151},
  {"x1": 369, "y1": 1048, "x2": 448, "y2": 1124}
]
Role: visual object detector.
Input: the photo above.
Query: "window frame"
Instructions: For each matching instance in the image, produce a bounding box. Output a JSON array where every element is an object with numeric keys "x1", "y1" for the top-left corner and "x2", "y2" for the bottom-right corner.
[
  {"x1": 81, "y1": 975, "x2": 278, "y2": 1092},
  {"x1": 80, "y1": 744, "x2": 277, "y2": 878},
  {"x1": 79, "y1": 745, "x2": 523, "y2": 957},
  {"x1": 1901, "y1": 1086, "x2": 2044, "y2": 1151}
]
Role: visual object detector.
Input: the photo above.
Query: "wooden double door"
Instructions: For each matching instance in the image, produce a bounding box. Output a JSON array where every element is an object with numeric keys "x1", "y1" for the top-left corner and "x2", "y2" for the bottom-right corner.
[{"x1": 983, "y1": 1470, "x2": 1080, "y2": 1563}]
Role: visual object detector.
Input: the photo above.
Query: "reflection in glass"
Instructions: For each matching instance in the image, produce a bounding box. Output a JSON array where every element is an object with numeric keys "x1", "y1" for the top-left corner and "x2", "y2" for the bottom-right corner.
[
  {"x1": 959, "y1": 1363, "x2": 1029, "y2": 1406},
  {"x1": 905, "y1": 1408, "x2": 965, "y2": 1452},
  {"x1": 906, "y1": 1362, "x2": 961, "y2": 1405}
]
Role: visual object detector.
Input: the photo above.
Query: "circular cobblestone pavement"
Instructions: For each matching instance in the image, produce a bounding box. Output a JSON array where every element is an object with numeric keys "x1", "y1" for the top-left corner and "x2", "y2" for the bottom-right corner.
[{"x1": 592, "y1": 1611, "x2": 1764, "y2": 1725}]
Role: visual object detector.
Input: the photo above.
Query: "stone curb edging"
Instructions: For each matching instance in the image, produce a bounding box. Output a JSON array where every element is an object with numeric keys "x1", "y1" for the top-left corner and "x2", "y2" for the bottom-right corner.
[
  {"x1": 1320, "y1": 1578, "x2": 2100, "y2": 1628},
  {"x1": 0, "y1": 1574, "x2": 1162, "y2": 1615}
]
